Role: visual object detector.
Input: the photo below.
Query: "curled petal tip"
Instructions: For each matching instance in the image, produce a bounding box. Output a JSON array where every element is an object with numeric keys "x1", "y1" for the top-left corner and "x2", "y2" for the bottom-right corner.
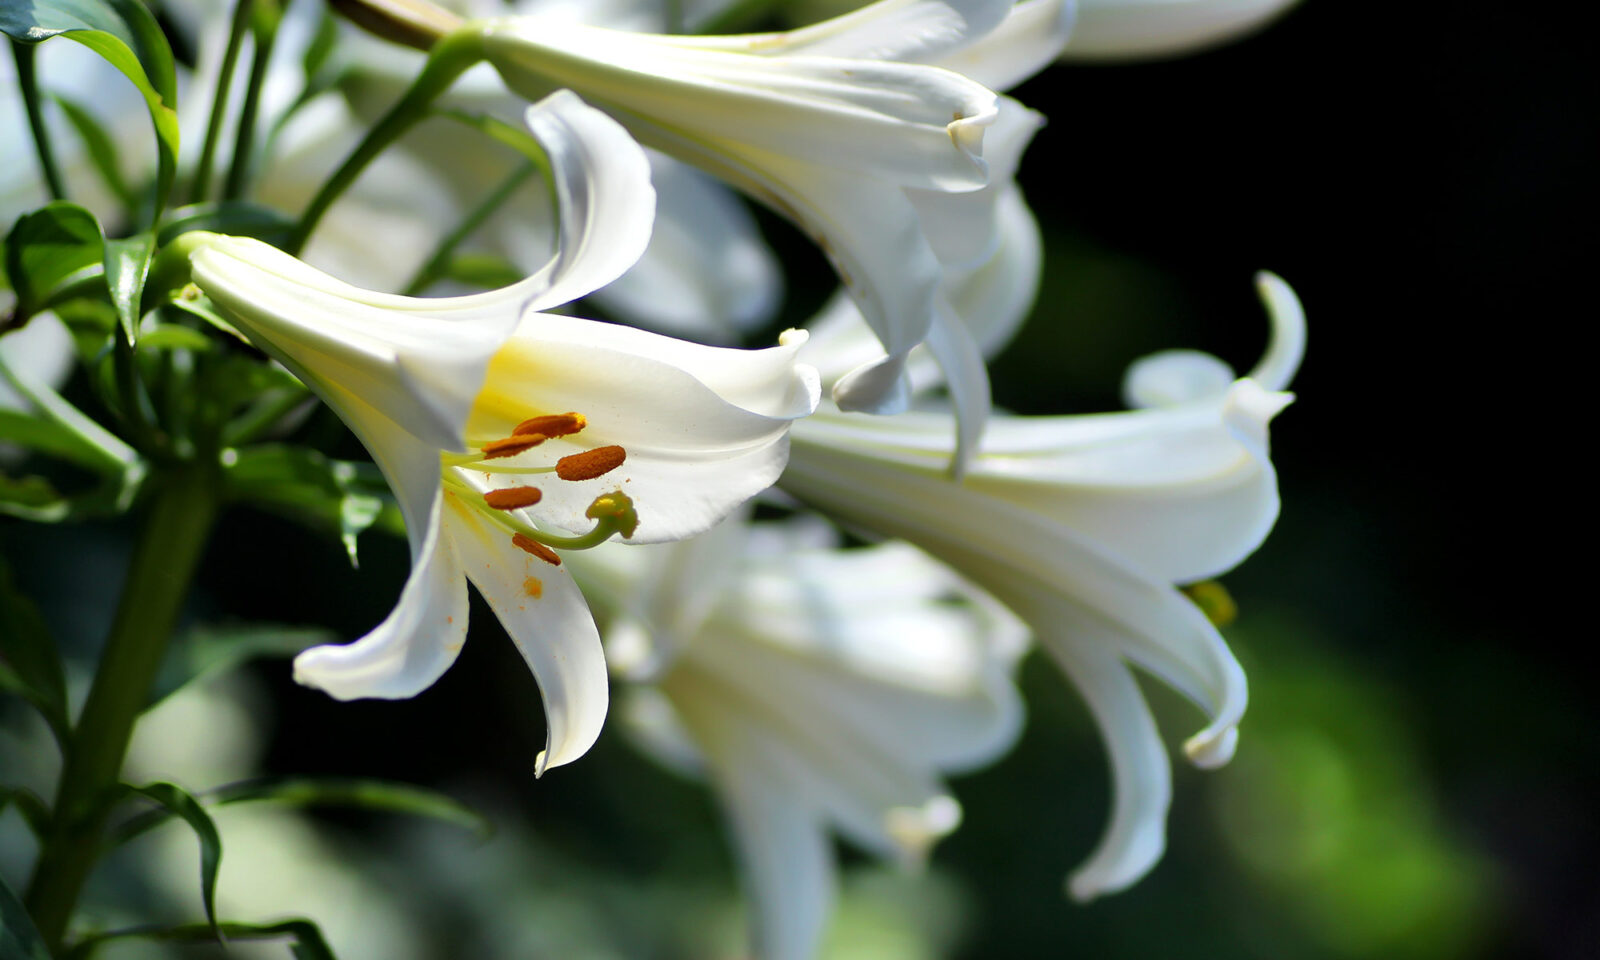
[
  {"x1": 778, "y1": 327, "x2": 809, "y2": 348},
  {"x1": 832, "y1": 355, "x2": 912, "y2": 414},
  {"x1": 1248, "y1": 270, "x2": 1306, "y2": 392},
  {"x1": 1183, "y1": 726, "x2": 1239, "y2": 769},
  {"x1": 885, "y1": 795, "x2": 963, "y2": 868},
  {"x1": 533, "y1": 749, "x2": 548, "y2": 779}
]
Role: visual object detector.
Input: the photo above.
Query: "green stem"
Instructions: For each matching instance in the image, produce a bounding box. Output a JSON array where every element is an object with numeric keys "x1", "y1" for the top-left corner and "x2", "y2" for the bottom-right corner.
[
  {"x1": 403, "y1": 159, "x2": 534, "y2": 294},
  {"x1": 24, "y1": 460, "x2": 220, "y2": 953},
  {"x1": 222, "y1": 21, "x2": 277, "y2": 202},
  {"x1": 12, "y1": 41, "x2": 66, "y2": 201},
  {"x1": 402, "y1": 161, "x2": 535, "y2": 295},
  {"x1": 289, "y1": 28, "x2": 484, "y2": 255},
  {"x1": 191, "y1": 0, "x2": 253, "y2": 204},
  {"x1": 221, "y1": 386, "x2": 310, "y2": 446}
]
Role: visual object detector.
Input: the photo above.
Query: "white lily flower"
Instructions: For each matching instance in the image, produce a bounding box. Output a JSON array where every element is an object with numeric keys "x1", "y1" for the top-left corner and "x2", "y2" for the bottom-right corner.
[
  {"x1": 568, "y1": 516, "x2": 1024, "y2": 960},
  {"x1": 755, "y1": 0, "x2": 1070, "y2": 466},
  {"x1": 780, "y1": 272, "x2": 1304, "y2": 900},
  {"x1": 189, "y1": 91, "x2": 821, "y2": 774},
  {"x1": 1063, "y1": 0, "x2": 1300, "y2": 60},
  {"x1": 464, "y1": 0, "x2": 1013, "y2": 415}
]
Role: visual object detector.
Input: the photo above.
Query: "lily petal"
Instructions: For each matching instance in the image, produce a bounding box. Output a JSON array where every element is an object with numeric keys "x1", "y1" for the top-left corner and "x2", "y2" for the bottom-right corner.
[
  {"x1": 1246, "y1": 270, "x2": 1306, "y2": 392},
  {"x1": 671, "y1": 688, "x2": 835, "y2": 960},
  {"x1": 292, "y1": 499, "x2": 471, "y2": 699},
  {"x1": 925, "y1": 0, "x2": 1078, "y2": 91},
  {"x1": 1044, "y1": 633, "x2": 1171, "y2": 902},
  {"x1": 519, "y1": 89, "x2": 658, "y2": 313},
  {"x1": 464, "y1": 320, "x2": 818, "y2": 542},
  {"x1": 801, "y1": 182, "x2": 1042, "y2": 392},
  {"x1": 719, "y1": 0, "x2": 1014, "y2": 63},
  {"x1": 445, "y1": 496, "x2": 610, "y2": 774},
  {"x1": 481, "y1": 20, "x2": 997, "y2": 192},
  {"x1": 1064, "y1": 0, "x2": 1299, "y2": 60}
]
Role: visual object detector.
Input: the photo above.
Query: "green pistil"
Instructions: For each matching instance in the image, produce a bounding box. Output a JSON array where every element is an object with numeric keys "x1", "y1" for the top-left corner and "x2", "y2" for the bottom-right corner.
[{"x1": 442, "y1": 470, "x2": 635, "y2": 551}]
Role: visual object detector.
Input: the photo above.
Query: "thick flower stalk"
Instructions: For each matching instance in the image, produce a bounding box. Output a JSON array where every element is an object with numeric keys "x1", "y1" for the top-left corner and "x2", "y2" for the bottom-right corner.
[
  {"x1": 187, "y1": 91, "x2": 820, "y2": 774},
  {"x1": 568, "y1": 515, "x2": 1024, "y2": 960},
  {"x1": 780, "y1": 272, "x2": 1304, "y2": 899}
]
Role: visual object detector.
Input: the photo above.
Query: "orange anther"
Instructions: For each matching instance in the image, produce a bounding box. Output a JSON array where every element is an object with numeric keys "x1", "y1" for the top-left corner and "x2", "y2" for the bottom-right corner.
[
  {"x1": 482, "y1": 436, "x2": 545, "y2": 459},
  {"x1": 556, "y1": 445, "x2": 626, "y2": 481},
  {"x1": 511, "y1": 533, "x2": 562, "y2": 566},
  {"x1": 513, "y1": 412, "x2": 587, "y2": 438},
  {"x1": 484, "y1": 486, "x2": 543, "y2": 510}
]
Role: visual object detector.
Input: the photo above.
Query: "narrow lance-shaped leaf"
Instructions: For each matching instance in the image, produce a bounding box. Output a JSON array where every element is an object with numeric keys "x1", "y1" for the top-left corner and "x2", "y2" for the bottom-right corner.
[
  {"x1": 0, "y1": 873, "x2": 52, "y2": 960},
  {"x1": 221, "y1": 445, "x2": 397, "y2": 566},
  {"x1": 0, "y1": 555, "x2": 70, "y2": 744},
  {"x1": 0, "y1": 786, "x2": 51, "y2": 837},
  {"x1": 63, "y1": 918, "x2": 338, "y2": 960},
  {"x1": 51, "y1": 92, "x2": 136, "y2": 210},
  {"x1": 111, "y1": 775, "x2": 492, "y2": 846},
  {"x1": 123, "y1": 782, "x2": 222, "y2": 937},
  {"x1": 103, "y1": 233, "x2": 155, "y2": 344},
  {"x1": 0, "y1": 0, "x2": 181, "y2": 223}
]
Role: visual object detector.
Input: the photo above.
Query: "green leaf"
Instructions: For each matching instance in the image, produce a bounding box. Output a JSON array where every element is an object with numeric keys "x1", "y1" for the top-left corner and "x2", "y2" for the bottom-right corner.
[
  {"x1": 0, "y1": 872, "x2": 52, "y2": 960},
  {"x1": 64, "y1": 918, "x2": 337, "y2": 960},
  {"x1": 103, "y1": 232, "x2": 155, "y2": 344},
  {"x1": 4, "y1": 202, "x2": 103, "y2": 320},
  {"x1": 123, "y1": 782, "x2": 222, "y2": 936},
  {"x1": 114, "y1": 775, "x2": 492, "y2": 847},
  {"x1": 0, "y1": 554, "x2": 69, "y2": 744},
  {"x1": 0, "y1": 336, "x2": 142, "y2": 475},
  {"x1": 51, "y1": 92, "x2": 135, "y2": 210},
  {"x1": 135, "y1": 323, "x2": 212, "y2": 352},
  {"x1": 157, "y1": 202, "x2": 296, "y2": 248},
  {"x1": 0, "y1": 785, "x2": 50, "y2": 836},
  {"x1": 2, "y1": 0, "x2": 181, "y2": 223},
  {"x1": 165, "y1": 293, "x2": 246, "y2": 344},
  {"x1": 147, "y1": 622, "x2": 333, "y2": 709},
  {"x1": 222, "y1": 445, "x2": 395, "y2": 566},
  {"x1": 0, "y1": 409, "x2": 99, "y2": 463},
  {"x1": 0, "y1": 470, "x2": 66, "y2": 521}
]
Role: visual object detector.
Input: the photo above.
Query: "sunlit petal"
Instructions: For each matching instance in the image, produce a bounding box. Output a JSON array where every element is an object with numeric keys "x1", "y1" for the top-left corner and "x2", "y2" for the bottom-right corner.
[{"x1": 447, "y1": 497, "x2": 609, "y2": 774}]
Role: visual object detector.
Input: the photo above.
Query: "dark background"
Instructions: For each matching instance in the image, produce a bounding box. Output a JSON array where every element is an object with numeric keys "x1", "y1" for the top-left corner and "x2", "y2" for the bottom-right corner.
[{"x1": 5, "y1": 1, "x2": 1593, "y2": 957}]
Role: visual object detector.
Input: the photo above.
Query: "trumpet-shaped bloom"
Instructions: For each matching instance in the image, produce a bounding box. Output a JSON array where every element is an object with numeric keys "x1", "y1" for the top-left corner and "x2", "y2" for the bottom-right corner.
[
  {"x1": 741, "y1": 0, "x2": 1069, "y2": 466},
  {"x1": 780, "y1": 272, "x2": 1304, "y2": 899},
  {"x1": 568, "y1": 516, "x2": 1024, "y2": 960},
  {"x1": 469, "y1": 0, "x2": 1030, "y2": 416},
  {"x1": 189, "y1": 91, "x2": 820, "y2": 774},
  {"x1": 1063, "y1": 0, "x2": 1301, "y2": 60}
]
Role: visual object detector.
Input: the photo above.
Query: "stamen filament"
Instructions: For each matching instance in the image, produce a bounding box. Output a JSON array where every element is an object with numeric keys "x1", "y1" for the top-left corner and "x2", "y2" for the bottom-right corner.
[
  {"x1": 443, "y1": 472, "x2": 631, "y2": 551},
  {"x1": 458, "y1": 463, "x2": 559, "y2": 475}
]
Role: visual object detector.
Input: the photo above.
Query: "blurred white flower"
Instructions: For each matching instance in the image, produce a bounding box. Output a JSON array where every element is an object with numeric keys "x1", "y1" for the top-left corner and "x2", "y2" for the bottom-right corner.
[
  {"x1": 190, "y1": 92, "x2": 819, "y2": 774},
  {"x1": 569, "y1": 515, "x2": 1023, "y2": 960},
  {"x1": 781, "y1": 272, "x2": 1304, "y2": 900},
  {"x1": 1062, "y1": 0, "x2": 1300, "y2": 60}
]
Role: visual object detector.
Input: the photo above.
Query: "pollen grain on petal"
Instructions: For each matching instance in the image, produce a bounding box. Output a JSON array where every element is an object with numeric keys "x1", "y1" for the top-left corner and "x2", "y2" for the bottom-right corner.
[
  {"x1": 482, "y1": 435, "x2": 546, "y2": 459},
  {"x1": 484, "y1": 485, "x2": 544, "y2": 510},
  {"x1": 513, "y1": 412, "x2": 586, "y2": 438},
  {"x1": 523, "y1": 576, "x2": 543, "y2": 598},
  {"x1": 512, "y1": 533, "x2": 563, "y2": 566},
  {"x1": 556, "y1": 445, "x2": 627, "y2": 481}
]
